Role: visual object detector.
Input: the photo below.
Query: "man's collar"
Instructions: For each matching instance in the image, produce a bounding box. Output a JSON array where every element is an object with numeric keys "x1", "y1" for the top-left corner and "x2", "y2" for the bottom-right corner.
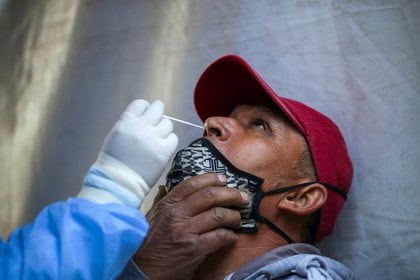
[{"x1": 229, "y1": 243, "x2": 320, "y2": 280}]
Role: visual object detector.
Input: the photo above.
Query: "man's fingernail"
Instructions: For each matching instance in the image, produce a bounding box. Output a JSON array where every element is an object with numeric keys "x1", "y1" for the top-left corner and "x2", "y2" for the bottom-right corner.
[
  {"x1": 240, "y1": 192, "x2": 249, "y2": 201},
  {"x1": 217, "y1": 174, "x2": 227, "y2": 183}
]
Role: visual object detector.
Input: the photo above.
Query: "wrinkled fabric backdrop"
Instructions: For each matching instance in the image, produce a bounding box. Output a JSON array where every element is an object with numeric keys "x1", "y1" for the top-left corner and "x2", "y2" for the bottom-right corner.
[{"x1": 1, "y1": 1, "x2": 419, "y2": 278}]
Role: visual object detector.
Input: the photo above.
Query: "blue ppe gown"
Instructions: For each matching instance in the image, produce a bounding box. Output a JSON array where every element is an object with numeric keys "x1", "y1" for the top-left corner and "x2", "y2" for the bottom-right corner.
[{"x1": 0, "y1": 198, "x2": 148, "y2": 279}]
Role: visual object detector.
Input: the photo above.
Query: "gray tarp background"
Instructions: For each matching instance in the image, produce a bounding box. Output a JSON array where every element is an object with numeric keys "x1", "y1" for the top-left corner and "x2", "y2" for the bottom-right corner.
[{"x1": 1, "y1": 1, "x2": 419, "y2": 278}]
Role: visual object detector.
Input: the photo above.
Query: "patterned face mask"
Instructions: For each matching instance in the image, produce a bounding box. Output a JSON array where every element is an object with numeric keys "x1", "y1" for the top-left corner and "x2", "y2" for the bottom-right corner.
[
  {"x1": 166, "y1": 137, "x2": 264, "y2": 233},
  {"x1": 166, "y1": 137, "x2": 327, "y2": 243}
]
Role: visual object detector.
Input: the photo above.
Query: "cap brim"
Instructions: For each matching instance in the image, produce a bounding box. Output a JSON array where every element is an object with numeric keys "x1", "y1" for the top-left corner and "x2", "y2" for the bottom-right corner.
[{"x1": 194, "y1": 55, "x2": 304, "y2": 130}]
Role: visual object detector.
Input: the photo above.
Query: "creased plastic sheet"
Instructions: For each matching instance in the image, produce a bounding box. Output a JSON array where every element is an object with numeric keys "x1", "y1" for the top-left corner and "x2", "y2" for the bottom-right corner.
[{"x1": 1, "y1": 1, "x2": 419, "y2": 279}]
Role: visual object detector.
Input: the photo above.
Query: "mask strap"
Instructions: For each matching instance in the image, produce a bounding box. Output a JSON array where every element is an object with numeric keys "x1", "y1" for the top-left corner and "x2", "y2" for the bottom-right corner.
[
  {"x1": 252, "y1": 189, "x2": 296, "y2": 244},
  {"x1": 258, "y1": 216, "x2": 295, "y2": 243},
  {"x1": 264, "y1": 181, "x2": 317, "y2": 196},
  {"x1": 253, "y1": 181, "x2": 345, "y2": 244},
  {"x1": 265, "y1": 181, "x2": 347, "y2": 200}
]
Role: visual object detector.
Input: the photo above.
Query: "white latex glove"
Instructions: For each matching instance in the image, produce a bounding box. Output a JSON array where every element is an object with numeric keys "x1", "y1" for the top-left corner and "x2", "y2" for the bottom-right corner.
[{"x1": 77, "y1": 100, "x2": 178, "y2": 208}]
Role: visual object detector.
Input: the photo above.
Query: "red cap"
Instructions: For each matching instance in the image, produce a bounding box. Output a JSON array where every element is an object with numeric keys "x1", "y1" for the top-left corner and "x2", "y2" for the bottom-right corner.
[{"x1": 194, "y1": 54, "x2": 353, "y2": 241}]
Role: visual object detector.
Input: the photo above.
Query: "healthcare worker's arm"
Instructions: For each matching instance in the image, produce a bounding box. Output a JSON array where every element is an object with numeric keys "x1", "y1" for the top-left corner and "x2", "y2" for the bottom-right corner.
[{"x1": 0, "y1": 100, "x2": 178, "y2": 280}]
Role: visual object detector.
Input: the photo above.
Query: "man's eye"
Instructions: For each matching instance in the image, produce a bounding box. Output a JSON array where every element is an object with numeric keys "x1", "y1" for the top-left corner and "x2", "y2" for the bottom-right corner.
[{"x1": 254, "y1": 118, "x2": 269, "y2": 132}]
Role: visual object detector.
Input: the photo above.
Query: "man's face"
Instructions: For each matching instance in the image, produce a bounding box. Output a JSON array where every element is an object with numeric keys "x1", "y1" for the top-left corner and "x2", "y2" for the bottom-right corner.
[{"x1": 203, "y1": 104, "x2": 306, "y2": 191}]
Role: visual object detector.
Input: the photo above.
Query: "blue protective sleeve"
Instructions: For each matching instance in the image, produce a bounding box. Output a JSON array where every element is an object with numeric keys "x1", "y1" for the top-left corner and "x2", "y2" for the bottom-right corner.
[{"x1": 0, "y1": 198, "x2": 149, "y2": 280}]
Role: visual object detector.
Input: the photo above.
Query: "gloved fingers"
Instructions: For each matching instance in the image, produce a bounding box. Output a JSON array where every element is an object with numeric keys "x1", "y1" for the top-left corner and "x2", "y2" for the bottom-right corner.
[
  {"x1": 165, "y1": 133, "x2": 179, "y2": 153},
  {"x1": 155, "y1": 117, "x2": 174, "y2": 138},
  {"x1": 121, "y1": 99, "x2": 150, "y2": 119},
  {"x1": 141, "y1": 100, "x2": 164, "y2": 126},
  {"x1": 154, "y1": 132, "x2": 178, "y2": 165}
]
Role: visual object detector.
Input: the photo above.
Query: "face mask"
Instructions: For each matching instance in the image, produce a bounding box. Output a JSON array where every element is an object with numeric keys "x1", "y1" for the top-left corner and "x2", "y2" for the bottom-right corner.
[
  {"x1": 166, "y1": 137, "x2": 263, "y2": 233},
  {"x1": 166, "y1": 138, "x2": 342, "y2": 243}
]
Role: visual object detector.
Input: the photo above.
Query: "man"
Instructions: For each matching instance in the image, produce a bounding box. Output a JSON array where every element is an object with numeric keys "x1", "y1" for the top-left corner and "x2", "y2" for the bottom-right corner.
[
  {"x1": 1, "y1": 100, "x2": 178, "y2": 279},
  {"x1": 127, "y1": 55, "x2": 356, "y2": 279}
]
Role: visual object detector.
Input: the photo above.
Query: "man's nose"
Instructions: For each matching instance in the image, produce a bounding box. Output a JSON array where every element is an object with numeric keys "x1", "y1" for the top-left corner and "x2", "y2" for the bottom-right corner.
[{"x1": 204, "y1": 116, "x2": 239, "y2": 141}]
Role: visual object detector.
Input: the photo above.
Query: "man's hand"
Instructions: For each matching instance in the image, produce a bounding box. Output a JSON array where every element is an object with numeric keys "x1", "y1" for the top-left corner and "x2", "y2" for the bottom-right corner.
[
  {"x1": 78, "y1": 100, "x2": 178, "y2": 208},
  {"x1": 133, "y1": 173, "x2": 249, "y2": 280}
]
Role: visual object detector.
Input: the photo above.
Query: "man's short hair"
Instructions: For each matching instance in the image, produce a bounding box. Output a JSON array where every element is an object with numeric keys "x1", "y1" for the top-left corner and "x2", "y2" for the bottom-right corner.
[{"x1": 295, "y1": 145, "x2": 320, "y2": 244}]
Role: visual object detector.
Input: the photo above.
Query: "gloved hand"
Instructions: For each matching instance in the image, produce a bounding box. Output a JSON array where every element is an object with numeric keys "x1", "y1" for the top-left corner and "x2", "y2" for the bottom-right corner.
[{"x1": 77, "y1": 100, "x2": 178, "y2": 209}]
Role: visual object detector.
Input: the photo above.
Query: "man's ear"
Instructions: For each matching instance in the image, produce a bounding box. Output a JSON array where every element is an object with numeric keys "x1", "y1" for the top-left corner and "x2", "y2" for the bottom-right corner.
[{"x1": 277, "y1": 183, "x2": 327, "y2": 216}]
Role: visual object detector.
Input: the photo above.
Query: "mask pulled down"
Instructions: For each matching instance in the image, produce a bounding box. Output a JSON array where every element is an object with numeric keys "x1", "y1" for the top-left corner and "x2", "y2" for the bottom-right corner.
[{"x1": 166, "y1": 137, "x2": 264, "y2": 233}]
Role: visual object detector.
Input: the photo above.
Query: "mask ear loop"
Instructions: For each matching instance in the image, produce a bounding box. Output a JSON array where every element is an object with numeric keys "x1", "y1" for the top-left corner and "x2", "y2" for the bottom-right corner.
[
  {"x1": 252, "y1": 182, "x2": 318, "y2": 244},
  {"x1": 253, "y1": 181, "x2": 347, "y2": 244},
  {"x1": 258, "y1": 216, "x2": 295, "y2": 243}
]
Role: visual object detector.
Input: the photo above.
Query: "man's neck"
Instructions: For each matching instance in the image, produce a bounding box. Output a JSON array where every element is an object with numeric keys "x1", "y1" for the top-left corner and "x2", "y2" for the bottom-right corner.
[{"x1": 194, "y1": 229, "x2": 288, "y2": 280}]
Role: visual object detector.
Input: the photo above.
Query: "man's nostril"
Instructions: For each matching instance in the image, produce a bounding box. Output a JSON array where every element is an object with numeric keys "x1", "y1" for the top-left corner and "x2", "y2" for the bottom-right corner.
[{"x1": 210, "y1": 128, "x2": 221, "y2": 137}]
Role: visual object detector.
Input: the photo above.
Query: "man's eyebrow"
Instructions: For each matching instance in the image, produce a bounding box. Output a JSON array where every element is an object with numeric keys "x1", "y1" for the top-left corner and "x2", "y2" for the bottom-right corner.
[
  {"x1": 258, "y1": 106, "x2": 278, "y2": 116},
  {"x1": 253, "y1": 105, "x2": 285, "y2": 121},
  {"x1": 230, "y1": 104, "x2": 285, "y2": 125}
]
